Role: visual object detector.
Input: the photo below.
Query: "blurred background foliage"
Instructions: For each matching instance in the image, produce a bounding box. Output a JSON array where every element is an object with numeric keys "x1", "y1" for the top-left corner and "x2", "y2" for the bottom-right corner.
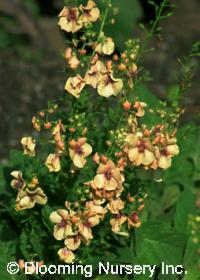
[{"x1": 0, "y1": 0, "x2": 199, "y2": 164}]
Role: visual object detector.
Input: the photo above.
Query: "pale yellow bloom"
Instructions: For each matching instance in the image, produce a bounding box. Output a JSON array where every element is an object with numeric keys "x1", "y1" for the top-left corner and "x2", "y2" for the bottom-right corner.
[
  {"x1": 52, "y1": 120, "x2": 65, "y2": 153},
  {"x1": 64, "y1": 48, "x2": 80, "y2": 70},
  {"x1": 78, "y1": 222, "x2": 93, "y2": 244},
  {"x1": 157, "y1": 137, "x2": 179, "y2": 169},
  {"x1": 97, "y1": 70, "x2": 123, "y2": 97},
  {"x1": 50, "y1": 209, "x2": 76, "y2": 241},
  {"x1": 69, "y1": 138, "x2": 92, "y2": 168},
  {"x1": 80, "y1": 0, "x2": 100, "y2": 23},
  {"x1": 95, "y1": 33, "x2": 115, "y2": 55},
  {"x1": 45, "y1": 153, "x2": 61, "y2": 173},
  {"x1": 85, "y1": 60, "x2": 106, "y2": 88},
  {"x1": 110, "y1": 215, "x2": 127, "y2": 233},
  {"x1": 68, "y1": 56, "x2": 80, "y2": 70},
  {"x1": 126, "y1": 133, "x2": 155, "y2": 166},
  {"x1": 134, "y1": 101, "x2": 147, "y2": 117},
  {"x1": 84, "y1": 201, "x2": 107, "y2": 226},
  {"x1": 15, "y1": 187, "x2": 47, "y2": 211},
  {"x1": 21, "y1": 137, "x2": 36, "y2": 156},
  {"x1": 91, "y1": 160, "x2": 124, "y2": 200},
  {"x1": 58, "y1": 7, "x2": 83, "y2": 33},
  {"x1": 58, "y1": 248, "x2": 75, "y2": 263},
  {"x1": 64, "y1": 236, "x2": 81, "y2": 251},
  {"x1": 108, "y1": 199, "x2": 125, "y2": 214},
  {"x1": 65, "y1": 75, "x2": 85, "y2": 98},
  {"x1": 10, "y1": 171, "x2": 26, "y2": 190},
  {"x1": 128, "y1": 212, "x2": 141, "y2": 229}
]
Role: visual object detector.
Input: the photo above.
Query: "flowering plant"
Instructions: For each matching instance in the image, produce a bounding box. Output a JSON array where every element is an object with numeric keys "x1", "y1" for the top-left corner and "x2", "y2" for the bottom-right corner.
[{"x1": 0, "y1": 0, "x2": 200, "y2": 279}]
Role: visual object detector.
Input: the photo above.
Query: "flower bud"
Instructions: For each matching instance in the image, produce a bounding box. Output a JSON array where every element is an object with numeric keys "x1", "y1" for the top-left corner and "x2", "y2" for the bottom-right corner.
[{"x1": 123, "y1": 100, "x2": 131, "y2": 110}]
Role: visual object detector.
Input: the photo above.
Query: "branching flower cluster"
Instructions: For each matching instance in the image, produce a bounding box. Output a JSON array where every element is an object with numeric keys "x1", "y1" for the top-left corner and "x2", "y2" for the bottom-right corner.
[{"x1": 10, "y1": 0, "x2": 180, "y2": 264}]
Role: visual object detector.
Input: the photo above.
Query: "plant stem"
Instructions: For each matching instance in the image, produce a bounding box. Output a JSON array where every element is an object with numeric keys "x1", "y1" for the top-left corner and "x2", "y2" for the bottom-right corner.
[
  {"x1": 86, "y1": 0, "x2": 111, "y2": 71},
  {"x1": 137, "y1": 0, "x2": 171, "y2": 62}
]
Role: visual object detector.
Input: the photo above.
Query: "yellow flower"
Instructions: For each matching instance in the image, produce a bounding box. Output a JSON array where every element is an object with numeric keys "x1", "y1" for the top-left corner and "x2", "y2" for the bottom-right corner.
[
  {"x1": 91, "y1": 160, "x2": 124, "y2": 200},
  {"x1": 97, "y1": 70, "x2": 123, "y2": 97},
  {"x1": 128, "y1": 212, "x2": 141, "y2": 229},
  {"x1": 107, "y1": 199, "x2": 125, "y2": 214},
  {"x1": 126, "y1": 133, "x2": 155, "y2": 166},
  {"x1": 58, "y1": 248, "x2": 75, "y2": 263},
  {"x1": 80, "y1": 0, "x2": 100, "y2": 23},
  {"x1": 58, "y1": 7, "x2": 83, "y2": 33},
  {"x1": 15, "y1": 187, "x2": 47, "y2": 211},
  {"x1": 69, "y1": 138, "x2": 92, "y2": 168},
  {"x1": 78, "y1": 222, "x2": 93, "y2": 244},
  {"x1": 110, "y1": 215, "x2": 127, "y2": 233},
  {"x1": 84, "y1": 201, "x2": 107, "y2": 226},
  {"x1": 157, "y1": 137, "x2": 179, "y2": 169},
  {"x1": 65, "y1": 48, "x2": 80, "y2": 70},
  {"x1": 95, "y1": 32, "x2": 115, "y2": 55},
  {"x1": 52, "y1": 120, "x2": 65, "y2": 153},
  {"x1": 85, "y1": 60, "x2": 106, "y2": 88},
  {"x1": 10, "y1": 171, "x2": 26, "y2": 190},
  {"x1": 45, "y1": 153, "x2": 61, "y2": 173},
  {"x1": 50, "y1": 209, "x2": 76, "y2": 240},
  {"x1": 134, "y1": 101, "x2": 147, "y2": 117},
  {"x1": 65, "y1": 75, "x2": 85, "y2": 98},
  {"x1": 21, "y1": 137, "x2": 36, "y2": 156},
  {"x1": 69, "y1": 56, "x2": 80, "y2": 70},
  {"x1": 64, "y1": 236, "x2": 81, "y2": 251}
]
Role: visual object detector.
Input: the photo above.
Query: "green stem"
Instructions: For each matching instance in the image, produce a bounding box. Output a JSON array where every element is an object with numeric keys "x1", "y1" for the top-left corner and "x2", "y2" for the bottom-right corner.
[
  {"x1": 137, "y1": 0, "x2": 170, "y2": 62},
  {"x1": 86, "y1": 0, "x2": 111, "y2": 71}
]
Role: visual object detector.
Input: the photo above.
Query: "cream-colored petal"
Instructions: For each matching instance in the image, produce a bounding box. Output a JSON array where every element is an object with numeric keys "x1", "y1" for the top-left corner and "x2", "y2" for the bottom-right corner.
[
  {"x1": 11, "y1": 170, "x2": 21, "y2": 179},
  {"x1": 17, "y1": 196, "x2": 35, "y2": 211},
  {"x1": 106, "y1": 178, "x2": 118, "y2": 191},
  {"x1": 58, "y1": 248, "x2": 75, "y2": 263},
  {"x1": 54, "y1": 226, "x2": 65, "y2": 240},
  {"x1": 88, "y1": 215, "x2": 101, "y2": 227},
  {"x1": 97, "y1": 83, "x2": 114, "y2": 97},
  {"x1": 102, "y1": 40, "x2": 115, "y2": 55},
  {"x1": 35, "y1": 193, "x2": 47, "y2": 205},
  {"x1": 73, "y1": 154, "x2": 86, "y2": 168},
  {"x1": 64, "y1": 224, "x2": 74, "y2": 237},
  {"x1": 142, "y1": 150, "x2": 155, "y2": 165},
  {"x1": 112, "y1": 79, "x2": 123, "y2": 96},
  {"x1": 167, "y1": 144, "x2": 179, "y2": 156},
  {"x1": 93, "y1": 174, "x2": 105, "y2": 189},
  {"x1": 158, "y1": 155, "x2": 172, "y2": 169},
  {"x1": 82, "y1": 143, "x2": 92, "y2": 157},
  {"x1": 79, "y1": 224, "x2": 93, "y2": 242},
  {"x1": 128, "y1": 148, "x2": 139, "y2": 162},
  {"x1": 65, "y1": 236, "x2": 81, "y2": 251},
  {"x1": 50, "y1": 211, "x2": 62, "y2": 223},
  {"x1": 58, "y1": 209, "x2": 69, "y2": 218}
]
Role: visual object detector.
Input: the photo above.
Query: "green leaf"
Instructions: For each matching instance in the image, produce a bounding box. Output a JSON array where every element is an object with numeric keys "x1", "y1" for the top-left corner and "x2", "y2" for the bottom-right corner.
[
  {"x1": 95, "y1": 275, "x2": 122, "y2": 280},
  {"x1": 158, "y1": 272, "x2": 179, "y2": 280},
  {"x1": 183, "y1": 241, "x2": 198, "y2": 273},
  {"x1": 0, "y1": 220, "x2": 20, "y2": 280},
  {"x1": 41, "y1": 205, "x2": 54, "y2": 234},
  {"x1": 174, "y1": 188, "x2": 196, "y2": 233},
  {"x1": 136, "y1": 222, "x2": 187, "y2": 265},
  {"x1": 115, "y1": 246, "x2": 137, "y2": 263},
  {"x1": 19, "y1": 228, "x2": 32, "y2": 260},
  {"x1": 183, "y1": 264, "x2": 200, "y2": 280}
]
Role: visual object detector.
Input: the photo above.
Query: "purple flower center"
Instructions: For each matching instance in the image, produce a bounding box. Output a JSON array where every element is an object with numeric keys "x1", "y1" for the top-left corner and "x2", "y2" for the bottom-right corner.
[{"x1": 104, "y1": 170, "x2": 112, "y2": 180}]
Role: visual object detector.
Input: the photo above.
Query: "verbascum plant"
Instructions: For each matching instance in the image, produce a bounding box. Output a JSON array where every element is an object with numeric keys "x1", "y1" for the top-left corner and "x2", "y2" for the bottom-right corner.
[{"x1": 10, "y1": 0, "x2": 182, "y2": 265}]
